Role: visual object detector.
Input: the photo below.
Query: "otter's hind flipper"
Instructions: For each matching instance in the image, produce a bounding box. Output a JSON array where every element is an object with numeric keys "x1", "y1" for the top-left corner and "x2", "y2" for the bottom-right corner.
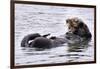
[{"x1": 42, "y1": 33, "x2": 50, "y2": 37}]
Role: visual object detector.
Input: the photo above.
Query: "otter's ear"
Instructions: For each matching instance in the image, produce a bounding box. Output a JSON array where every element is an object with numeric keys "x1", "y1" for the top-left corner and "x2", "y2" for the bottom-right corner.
[{"x1": 78, "y1": 22, "x2": 84, "y2": 28}]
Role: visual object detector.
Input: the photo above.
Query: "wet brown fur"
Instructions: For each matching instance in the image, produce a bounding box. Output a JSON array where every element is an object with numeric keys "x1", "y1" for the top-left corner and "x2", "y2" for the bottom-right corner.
[{"x1": 66, "y1": 17, "x2": 92, "y2": 38}]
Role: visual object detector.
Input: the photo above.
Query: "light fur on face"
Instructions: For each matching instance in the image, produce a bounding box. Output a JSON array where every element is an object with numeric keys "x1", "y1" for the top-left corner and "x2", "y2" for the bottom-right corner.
[{"x1": 66, "y1": 17, "x2": 82, "y2": 28}]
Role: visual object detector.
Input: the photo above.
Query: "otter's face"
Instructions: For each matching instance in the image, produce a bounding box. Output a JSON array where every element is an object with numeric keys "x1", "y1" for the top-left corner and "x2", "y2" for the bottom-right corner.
[
  {"x1": 66, "y1": 18, "x2": 80, "y2": 28},
  {"x1": 66, "y1": 17, "x2": 81, "y2": 33}
]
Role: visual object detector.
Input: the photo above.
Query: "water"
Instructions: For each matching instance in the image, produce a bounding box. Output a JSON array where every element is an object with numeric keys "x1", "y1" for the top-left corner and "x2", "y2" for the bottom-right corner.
[{"x1": 15, "y1": 4, "x2": 94, "y2": 66}]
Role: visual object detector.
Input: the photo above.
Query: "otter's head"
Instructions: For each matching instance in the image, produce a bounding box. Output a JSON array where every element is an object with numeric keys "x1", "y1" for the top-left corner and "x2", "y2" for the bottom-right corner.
[
  {"x1": 66, "y1": 17, "x2": 84, "y2": 33},
  {"x1": 66, "y1": 17, "x2": 82, "y2": 28}
]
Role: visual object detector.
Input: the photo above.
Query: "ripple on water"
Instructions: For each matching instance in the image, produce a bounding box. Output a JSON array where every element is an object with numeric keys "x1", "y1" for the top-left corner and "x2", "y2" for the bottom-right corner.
[{"x1": 15, "y1": 4, "x2": 94, "y2": 65}]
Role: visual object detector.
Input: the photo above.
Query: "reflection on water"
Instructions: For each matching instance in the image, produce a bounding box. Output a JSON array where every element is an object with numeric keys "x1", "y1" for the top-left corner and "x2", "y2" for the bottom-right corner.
[
  {"x1": 68, "y1": 44, "x2": 87, "y2": 52},
  {"x1": 67, "y1": 39, "x2": 91, "y2": 52},
  {"x1": 15, "y1": 4, "x2": 94, "y2": 66}
]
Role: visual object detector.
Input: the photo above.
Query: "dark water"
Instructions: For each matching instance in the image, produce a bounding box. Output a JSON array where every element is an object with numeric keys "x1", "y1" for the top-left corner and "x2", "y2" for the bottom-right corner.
[{"x1": 15, "y1": 4, "x2": 94, "y2": 66}]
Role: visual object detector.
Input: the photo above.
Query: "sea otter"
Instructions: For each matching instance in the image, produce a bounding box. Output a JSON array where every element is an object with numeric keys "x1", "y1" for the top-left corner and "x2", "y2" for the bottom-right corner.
[
  {"x1": 21, "y1": 17, "x2": 91, "y2": 49},
  {"x1": 21, "y1": 33, "x2": 69, "y2": 49},
  {"x1": 66, "y1": 17, "x2": 92, "y2": 39}
]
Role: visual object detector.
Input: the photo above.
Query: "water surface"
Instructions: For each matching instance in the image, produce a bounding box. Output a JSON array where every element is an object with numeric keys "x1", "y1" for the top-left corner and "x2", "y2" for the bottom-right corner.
[{"x1": 15, "y1": 4, "x2": 94, "y2": 66}]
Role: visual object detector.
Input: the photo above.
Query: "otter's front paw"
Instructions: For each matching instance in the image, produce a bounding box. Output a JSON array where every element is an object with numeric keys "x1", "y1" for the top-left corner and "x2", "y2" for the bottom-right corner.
[{"x1": 66, "y1": 32, "x2": 72, "y2": 35}]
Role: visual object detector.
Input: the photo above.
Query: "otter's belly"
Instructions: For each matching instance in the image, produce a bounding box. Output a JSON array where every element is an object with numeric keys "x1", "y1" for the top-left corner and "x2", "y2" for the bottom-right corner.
[{"x1": 65, "y1": 32, "x2": 91, "y2": 44}]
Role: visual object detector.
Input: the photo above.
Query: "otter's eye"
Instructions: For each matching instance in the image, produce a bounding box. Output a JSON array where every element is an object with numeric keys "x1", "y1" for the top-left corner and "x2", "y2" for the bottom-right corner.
[
  {"x1": 66, "y1": 20, "x2": 69, "y2": 23},
  {"x1": 66, "y1": 19, "x2": 71, "y2": 23}
]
